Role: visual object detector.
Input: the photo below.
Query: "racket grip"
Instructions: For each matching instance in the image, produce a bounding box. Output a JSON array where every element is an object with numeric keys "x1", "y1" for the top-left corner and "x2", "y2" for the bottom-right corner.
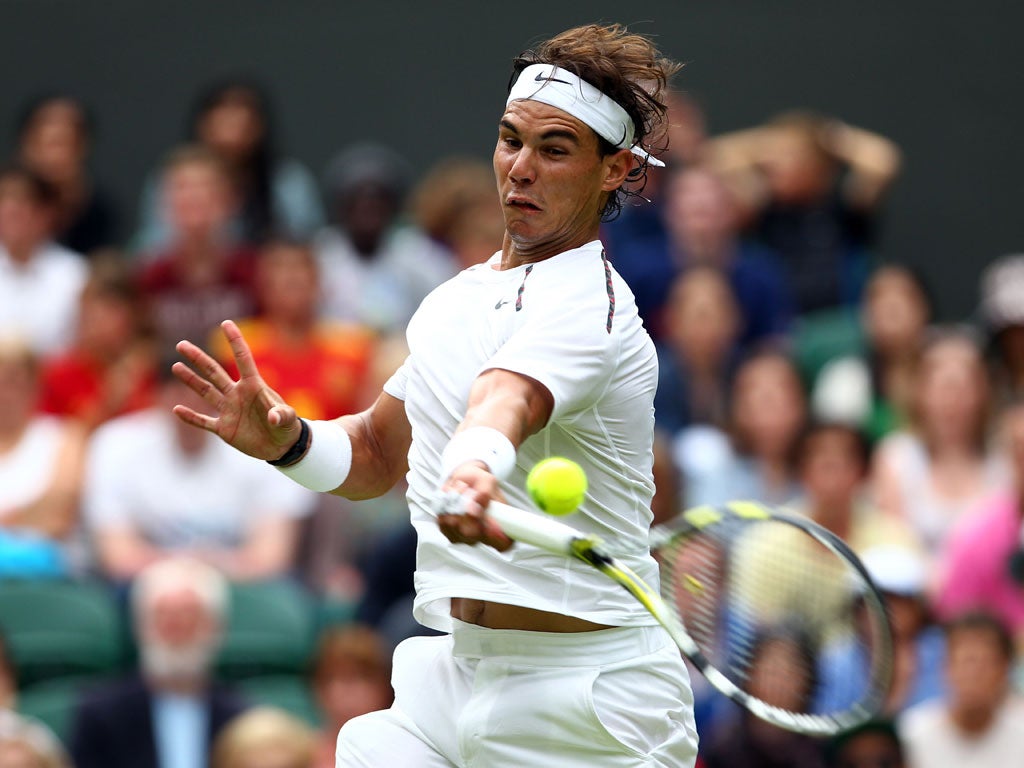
[{"x1": 485, "y1": 500, "x2": 584, "y2": 556}]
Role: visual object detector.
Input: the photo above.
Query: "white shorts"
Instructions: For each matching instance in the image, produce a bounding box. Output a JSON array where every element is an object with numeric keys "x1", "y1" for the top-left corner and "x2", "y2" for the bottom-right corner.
[{"x1": 336, "y1": 619, "x2": 699, "y2": 767}]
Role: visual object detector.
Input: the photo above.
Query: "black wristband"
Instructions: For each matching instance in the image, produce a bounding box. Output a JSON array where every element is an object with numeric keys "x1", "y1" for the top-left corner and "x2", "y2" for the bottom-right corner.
[{"x1": 267, "y1": 419, "x2": 311, "y2": 467}]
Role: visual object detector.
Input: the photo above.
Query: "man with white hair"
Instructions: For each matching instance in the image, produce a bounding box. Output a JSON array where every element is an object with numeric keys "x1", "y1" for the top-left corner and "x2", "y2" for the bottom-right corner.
[{"x1": 70, "y1": 558, "x2": 247, "y2": 768}]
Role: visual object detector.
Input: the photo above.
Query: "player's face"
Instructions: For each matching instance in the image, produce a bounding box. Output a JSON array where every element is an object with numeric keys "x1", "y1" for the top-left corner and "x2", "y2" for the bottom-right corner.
[{"x1": 494, "y1": 99, "x2": 629, "y2": 261}]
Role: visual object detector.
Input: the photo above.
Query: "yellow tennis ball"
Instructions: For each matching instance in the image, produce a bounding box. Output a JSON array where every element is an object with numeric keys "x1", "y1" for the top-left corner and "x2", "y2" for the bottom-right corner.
[{"x1": 526, "y1": 457, "x2": 587, "y2": 516}]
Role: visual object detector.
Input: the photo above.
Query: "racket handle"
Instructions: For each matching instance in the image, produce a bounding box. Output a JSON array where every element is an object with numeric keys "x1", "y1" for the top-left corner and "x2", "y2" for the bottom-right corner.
[{"x1": 486, "y1": 500, "x2": 587, "y2": 556}]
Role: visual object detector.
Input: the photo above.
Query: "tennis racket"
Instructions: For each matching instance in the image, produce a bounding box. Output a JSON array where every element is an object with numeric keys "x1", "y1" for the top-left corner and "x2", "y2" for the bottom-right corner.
[{"x1": 436, "y1": 494, "x2": 893, "y2": 737}]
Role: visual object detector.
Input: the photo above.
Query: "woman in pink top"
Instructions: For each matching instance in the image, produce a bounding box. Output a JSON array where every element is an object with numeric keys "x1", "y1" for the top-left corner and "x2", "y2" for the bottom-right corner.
[{"x1": 935, "y1": 401, "x2": 1024, "y2": 644}]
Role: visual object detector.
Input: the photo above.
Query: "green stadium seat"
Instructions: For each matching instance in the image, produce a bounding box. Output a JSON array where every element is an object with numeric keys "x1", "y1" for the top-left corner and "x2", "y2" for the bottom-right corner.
[
  {"x1": 792, "y1": 307, "x2": 865, "y2": 385},
  {"x1": 235, "y1": 674, "x2": 321, "y2": 727},
  {"x1": 216, "y1": 581, "x2": 316, "y2": 678},
  {"x1": 16, "y1": 675, "x2": 97, "y2": 742},
  {"x1": 0, "y1": 580, "x2": 125, "y2": 686}
]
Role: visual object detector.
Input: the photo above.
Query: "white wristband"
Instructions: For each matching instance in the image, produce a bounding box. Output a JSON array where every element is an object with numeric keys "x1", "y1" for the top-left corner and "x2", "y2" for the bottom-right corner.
[
  {"x1": 440, "y1": 426, "x2": 517, "y2": 481},
  {"x1": 275, "y1": 420, "x2": 352, "y2": 492}
]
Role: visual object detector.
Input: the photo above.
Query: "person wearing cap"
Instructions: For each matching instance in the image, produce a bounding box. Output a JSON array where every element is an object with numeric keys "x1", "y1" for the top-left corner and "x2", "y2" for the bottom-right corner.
[
  {"x1": 172, "y1": 22, "x2": 699, "y2": 767},
  {"x1": 815, "y1": 544, "x2": 946, "y2": 716}
]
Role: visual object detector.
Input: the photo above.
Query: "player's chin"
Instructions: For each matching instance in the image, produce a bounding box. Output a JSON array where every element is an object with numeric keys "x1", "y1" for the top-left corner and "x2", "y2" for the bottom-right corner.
[{"x1": 505, "y1": 218, "x2": 551, "y2": 244}]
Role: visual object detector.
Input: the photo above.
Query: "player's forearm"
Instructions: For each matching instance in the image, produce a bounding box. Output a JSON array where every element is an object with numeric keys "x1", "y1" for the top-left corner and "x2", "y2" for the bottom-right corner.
[{"x1": 458, "y1": 369, "x2": 553, "y2": 450}]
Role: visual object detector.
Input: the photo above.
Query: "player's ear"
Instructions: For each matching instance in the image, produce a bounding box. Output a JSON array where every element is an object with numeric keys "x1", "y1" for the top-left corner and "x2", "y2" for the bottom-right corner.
[{"x1": 600, "y1": 149, "x2": 634, "y2": 193}]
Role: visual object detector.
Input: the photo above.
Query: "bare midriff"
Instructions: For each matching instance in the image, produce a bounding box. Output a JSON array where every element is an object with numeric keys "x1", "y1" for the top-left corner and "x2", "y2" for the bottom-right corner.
[{"x1": 450, "y1": 597, "x2": 613, "y2": 632}]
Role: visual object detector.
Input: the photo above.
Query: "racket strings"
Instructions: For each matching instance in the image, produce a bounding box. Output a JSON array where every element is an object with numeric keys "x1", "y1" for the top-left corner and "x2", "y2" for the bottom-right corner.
[{"x1": 655, "y1": 516, "x2": 891, "y2": 723}]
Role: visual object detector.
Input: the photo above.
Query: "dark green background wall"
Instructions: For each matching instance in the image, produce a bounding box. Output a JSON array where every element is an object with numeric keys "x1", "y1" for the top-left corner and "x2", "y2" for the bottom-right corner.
[{"x1": 1, "y1": 1, "x2": 1020, "y2": 319}]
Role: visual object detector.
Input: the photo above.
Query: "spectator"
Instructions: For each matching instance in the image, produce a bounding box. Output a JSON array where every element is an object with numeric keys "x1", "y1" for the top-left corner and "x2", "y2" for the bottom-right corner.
[
  {"x1": 16, "y1": 94, "x2": 117, "y2": 253},
  {"x1": 70, "y1": 557, "x2": 246, "y2": 768},
  {"x1": 0, "y1": 337, "x2": 87, "y2": 578},
  {"x1": 702, "y1": 627, "x2": 826, "y2": 768},
  {"x1": 817, "y1": 545, "x2": 945, "y2": 717},
  {"x1": 310, "y1": 626, "x2": 393, "y2": 768},
  {"x1": 213, "y1": 707, "x2": 315, "y2": 768},
  {"x1": 934, "y1": 399, "x2": 1024, "y2": 647},
  {"x1": 313, "y1": 142, "x2": 456, "y2": 334},
  {"x1": 662, "y1": 89, "x2": 708, "y2": 168},
  {"x1": 825, "y1": 719, "x2": 905, "y2": 768},
  {"x1": 212, "y1": 239, "x2": 376, "y2": 420},
  {"x1": 654, "y1": 265, "x2": 742, "y2": 436},
  {"x1": 0, "y1": 710, "x2": 70, "y2": 768},
  {"x1": 135, "y1": 80, "x2": 324, "y2": 251},
  {"x1": 727, "y1": 425, "x2": 918, "y2": 642},
  {"x1": 82, "y1": 363, "x2": 314, "y2": 583},
  {"x1": 409, "y1": 155, "x2": 503, "y2": 270},
  {"x1": 978, "y1": 254, "x2": 1024, "y2": 407},
  {"x1": 0, "y1": 164, "x2": 87, "y2": 356},
  {"x1": 604, "y1": 164, "x2": 794, "y2": 344},
  {"x1": 899, "y1": 612, "x2": 1024, "y2": 768},
  {"x1": 136, "y1": 145, "x2": 259, "y2": 356},
  {"x1": 791, "y1": 422, "x2": 918, "y2": 552},
  {"x1": 709, "y1": 111, "x2": 901, "y2": 315},
  {"x1": 597, "y1": 89, "x2": 707, "y2": 301},
  {"x1": 812, "y1": 264, "x2": 933, "y2": 441},
  {"x1": 685, "y1": 348, "x2": 806, "y2": 507},
  {"x1": 871, "y1": 328, "x2": 1004, "y2": 563},
  {"x1": 38, "y1": 254, "x2": 157, "y2": 429}
]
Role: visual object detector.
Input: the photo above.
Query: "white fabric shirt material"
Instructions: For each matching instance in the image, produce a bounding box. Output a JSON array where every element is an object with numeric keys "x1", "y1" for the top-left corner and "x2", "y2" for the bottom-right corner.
[
  {"x1": 0, "y1": 242, "x2": 87, "y2": 355},
  {"x1": 314, "y1": 225, "x2": 456, "y2": 334},
  {"x1": 0, "y1": 415, "x2": 64, "y2": 510},
  {"x1": 875, "y1": 431, "x2": 1006, "y2": 556},
  {"x1": 84, "y1": 409, "x2": 314, "y2": 549},
  {"x1": 384, "y1": 240, "x2": 660, "y2": 632},
  {"x1": 901, "y1": 694, "x2": 1024, "y2": 768}
]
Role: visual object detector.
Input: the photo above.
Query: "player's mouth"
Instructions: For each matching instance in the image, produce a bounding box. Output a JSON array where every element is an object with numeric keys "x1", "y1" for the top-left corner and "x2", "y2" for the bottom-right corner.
[{"x1": 506, "y1": 195, "x2": 542, "y2": 212}]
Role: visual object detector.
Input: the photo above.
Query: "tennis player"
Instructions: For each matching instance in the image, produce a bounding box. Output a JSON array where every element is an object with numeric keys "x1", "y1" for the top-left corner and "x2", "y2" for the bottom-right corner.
[{"x1": 173, "y1": 23, "x2": 698, "y2": 767}]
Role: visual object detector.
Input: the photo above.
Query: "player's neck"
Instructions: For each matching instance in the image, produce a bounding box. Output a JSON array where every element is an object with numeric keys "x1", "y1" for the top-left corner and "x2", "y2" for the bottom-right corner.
[{"x1": 499, "y1": 227, "x2": 599, "y2": 270}]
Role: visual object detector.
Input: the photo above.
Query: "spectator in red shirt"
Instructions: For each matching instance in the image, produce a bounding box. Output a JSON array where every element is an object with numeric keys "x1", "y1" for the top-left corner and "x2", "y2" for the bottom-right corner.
[
  {"x1": 212, "y1": 239, "x2": 376, "y2": 420},
  {"x1": 136, "y1": 145, "x2": 258, "y2": 356},
  {"x1": 39, "y1": 254, "x2": 156, "y2": 428}
]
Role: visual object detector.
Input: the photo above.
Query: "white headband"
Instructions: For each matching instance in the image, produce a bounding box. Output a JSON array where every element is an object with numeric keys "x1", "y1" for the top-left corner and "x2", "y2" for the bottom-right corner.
[{"x1": 506, "y1": 64, "x2": 664, "y2": 167}]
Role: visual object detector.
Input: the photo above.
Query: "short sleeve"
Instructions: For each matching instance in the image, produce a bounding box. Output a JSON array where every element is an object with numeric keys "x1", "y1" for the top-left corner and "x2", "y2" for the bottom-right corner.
[{"x1": 383, "y1": 358, "x2": 411, "y2": 401}]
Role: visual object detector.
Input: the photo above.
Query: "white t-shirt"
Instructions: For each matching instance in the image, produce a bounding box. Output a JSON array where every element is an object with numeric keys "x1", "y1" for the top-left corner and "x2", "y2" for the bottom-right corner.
[
  {"x1": 83, "y1": 409, "x2": 314, "y2": 550},
  {"x1": 0, "y1": 242, "x2": 87, "y2": 355},
  {"x1": 900, "y1": 695, "x2": 1024, "y2": 768},
  {"x1": 385, "y1": 240, "x2": 661, "y2": 632},
  {"x1": 314, "y1": 225, "x2": 456, "y2": 334}
]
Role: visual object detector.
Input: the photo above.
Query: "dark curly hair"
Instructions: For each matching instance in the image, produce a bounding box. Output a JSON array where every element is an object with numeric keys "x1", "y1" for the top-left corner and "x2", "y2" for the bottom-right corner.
[{"x1": 509, "y1": 24, "x2": 681, "y2": 221}]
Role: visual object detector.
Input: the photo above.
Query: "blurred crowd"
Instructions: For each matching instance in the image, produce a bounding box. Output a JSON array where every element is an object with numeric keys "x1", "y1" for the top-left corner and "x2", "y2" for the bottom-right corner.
[{"x1": 1, "y1": 80, "x2": 1023, "y2": 768}]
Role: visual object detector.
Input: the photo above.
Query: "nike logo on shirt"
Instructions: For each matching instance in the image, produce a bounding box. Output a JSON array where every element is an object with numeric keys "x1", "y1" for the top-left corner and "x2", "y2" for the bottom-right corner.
[{"x1": 494, "y1": 299, "x2": 511, "y2": 309}]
